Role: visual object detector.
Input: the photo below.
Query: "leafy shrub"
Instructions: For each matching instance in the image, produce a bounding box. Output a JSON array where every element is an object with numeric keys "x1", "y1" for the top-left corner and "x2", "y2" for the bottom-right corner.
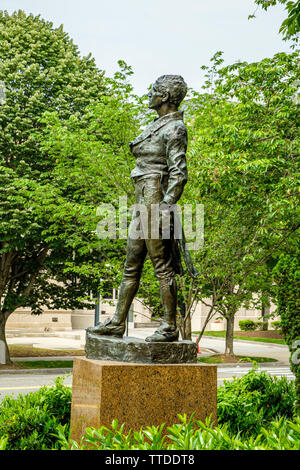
[
  {"x1": 58, "y1": 414, "x2": 300, "y2": 450},
  {"x1": 239, "y1": 320, "x2": 257, "y2": 331},
  {"x1": 0, "y1": 376, "x2": 71, "y2": 450},
  {"x1": 217, "y1": 366, "x2": 295, "y2": 436},
  {"x1": 255, "y1": 321, "x2": 268, "y2": 331},
  {"x1": 271, "y1": 321, "x2": 282, "y2": 331},
  {"x1": 39, "y1": 376, "x2": 71, "y2": 425},
  {"x1": 272, "y1": 253, "x2": 300, "y2": 415},
  {"x1": 0, "y1": 436, "x2": 8, "y2": 450},
  {"x1": 1, "y1": 369, "x2": 297, "y2": 450}
]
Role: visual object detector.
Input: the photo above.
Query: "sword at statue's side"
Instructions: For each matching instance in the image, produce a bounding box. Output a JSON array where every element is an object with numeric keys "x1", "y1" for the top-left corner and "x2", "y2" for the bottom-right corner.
[
  {"x1": 172, "y1": 205, "x2": 199, "y2": 279},
  {"x1": 160, "y1": 178, "x2": 199, "y2": 279}
]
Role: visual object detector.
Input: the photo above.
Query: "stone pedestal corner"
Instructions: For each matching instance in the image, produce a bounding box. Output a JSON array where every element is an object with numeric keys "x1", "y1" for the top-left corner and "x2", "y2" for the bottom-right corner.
[{"x1": 70, "y1": 357, "x2": 217, "y2": 443}]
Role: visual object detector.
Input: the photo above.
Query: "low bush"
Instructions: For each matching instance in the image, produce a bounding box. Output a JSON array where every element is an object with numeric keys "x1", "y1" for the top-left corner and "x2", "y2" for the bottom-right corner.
[
  {"x1": 0, "y1": 376, "x2": 71, "y2": 450},
  {"x1": 271, "y1": 321, "x2": 282, "y2": 331},
  {"x1": 0, "y1": 368, "x2": 296, "y2": 450},
  {"x1": 217, "y1": 366, "x2": 295, "y2": 436},
  {"x1": 56, "y1": 414, "x2": 300, "y2": 450},
  {"x1": 255, "y1": 321, "x2": 268, "y2": 331},
  {"x1": 239, "y1": 320, "x2": 257, "y2": 331}
]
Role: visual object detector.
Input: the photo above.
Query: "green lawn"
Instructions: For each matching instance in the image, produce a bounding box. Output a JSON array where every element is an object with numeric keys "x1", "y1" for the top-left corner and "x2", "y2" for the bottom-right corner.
[
  {"x1": 197, "y1": 355, "x2": 278, "y2": 364},
  {"x1": 193, "y1": 331, "x2": 285, "y2": 344},
  {"x1": 17, "y1": 360, "x2": 74, "y2": 369}
]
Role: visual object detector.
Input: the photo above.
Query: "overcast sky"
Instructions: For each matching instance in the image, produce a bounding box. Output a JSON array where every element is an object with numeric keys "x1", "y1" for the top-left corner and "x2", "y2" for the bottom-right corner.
[{"x1": 0, "y1": 0, "x2": 292, "y2": 94}]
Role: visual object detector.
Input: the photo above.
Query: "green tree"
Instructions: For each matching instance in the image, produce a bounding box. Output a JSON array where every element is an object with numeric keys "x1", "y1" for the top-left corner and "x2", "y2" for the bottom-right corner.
[
  {"x1": 182, "y1": 50, "x2": 299, "y2": 355},
  {"x1": 0, "y1": 10, "x2": 110, "y2": 364},
  {"x1": 273, "y1": 252, "x2": 300, "y2": 415}
]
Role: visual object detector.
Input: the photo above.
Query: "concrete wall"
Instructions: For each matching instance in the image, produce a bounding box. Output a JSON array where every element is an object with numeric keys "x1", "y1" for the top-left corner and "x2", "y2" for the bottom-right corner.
[{"x1": 6, "y1": 308, "x2": 73, "y2": 332}]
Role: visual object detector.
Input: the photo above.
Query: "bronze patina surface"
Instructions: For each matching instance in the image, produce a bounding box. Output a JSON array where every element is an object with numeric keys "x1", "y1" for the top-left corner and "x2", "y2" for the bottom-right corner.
[
  {"x1": 85, "y1": 331, "x2": 197, "y2": 363},
  {"x1": 87, "y1": 75, "x2": 197, "y2": 346}
]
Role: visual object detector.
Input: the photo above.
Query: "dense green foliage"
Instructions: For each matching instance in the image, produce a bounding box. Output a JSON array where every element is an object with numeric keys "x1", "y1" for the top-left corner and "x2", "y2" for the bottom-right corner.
[
  {"x1": 0, "y1": 369, "x2": 296, "y2": 450},
  {"x1": 255, "y1": 321, "x2": 269, "y2": 331},
  {"x1": 0, "y1": 10, "x2": 109, "y2": 363},
  {"x1": 238, "y1": 320, "x2": 269, "y2": 331},
  {"x1": 0, "y1": 376, "x2": 71, "y2": 450},
  {"x1": 185, "y1": 49, "x2": 299, "y2": 353},
  {"x1": 56, "y1": 415, "x2": 300, "y2": 450},
  {"x1": 272, "y1": 320, "x2": 283, "y2": 331},
  {"x1": 217, "y1": 366, "x2": 295, "y2": 435},
  {"x1": 273, "y1": 253, "x2": 300, "y2": 414},
  {"x1": 239, "y1": 320, "x2": 257, "y2": 331}
]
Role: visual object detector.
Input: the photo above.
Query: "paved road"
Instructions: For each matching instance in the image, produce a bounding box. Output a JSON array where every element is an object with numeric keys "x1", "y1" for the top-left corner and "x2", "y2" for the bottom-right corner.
[
  {"x1": 0, "y1": 370, "x2": 73, "y2": 400},
  {"x1": 198, "y1": 336, "x2": 290, "y2": 363},
  {"x1": 0, "y1": 364, "x2": 294, "y2": 400},
  {"x1": 217, "y1": 364, "x2": 295, "y2": 386}
]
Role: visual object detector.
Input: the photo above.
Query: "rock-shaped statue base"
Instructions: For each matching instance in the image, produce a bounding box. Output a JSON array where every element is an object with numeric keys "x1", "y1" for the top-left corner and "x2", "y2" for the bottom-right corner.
[{"x1": 85, "y1": 331, "x2": 197, "y2": 364}]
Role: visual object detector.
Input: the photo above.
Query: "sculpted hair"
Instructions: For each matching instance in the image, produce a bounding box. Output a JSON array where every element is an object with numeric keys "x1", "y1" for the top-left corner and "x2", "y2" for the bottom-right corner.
[{"x1": 155, "y1": 75, "x2": 187, "y2": 107}]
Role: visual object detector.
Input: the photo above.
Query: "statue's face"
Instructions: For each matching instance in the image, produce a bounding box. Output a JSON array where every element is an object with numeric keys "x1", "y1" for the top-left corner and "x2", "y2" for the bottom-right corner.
[{"x1": 148, "y1": 82, "x2": 167, "y2": 110}]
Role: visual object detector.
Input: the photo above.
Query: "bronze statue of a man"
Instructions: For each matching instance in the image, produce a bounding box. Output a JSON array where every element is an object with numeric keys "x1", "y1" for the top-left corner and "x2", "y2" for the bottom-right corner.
[{"x1": 90, "y1": 75, "x2": 188, "y2": 342}]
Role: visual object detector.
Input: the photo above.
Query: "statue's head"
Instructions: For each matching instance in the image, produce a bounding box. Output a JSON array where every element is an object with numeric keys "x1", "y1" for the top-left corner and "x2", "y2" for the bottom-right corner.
[{"x1": 148, "y1": 75, "x2": 187, "y2": 111}]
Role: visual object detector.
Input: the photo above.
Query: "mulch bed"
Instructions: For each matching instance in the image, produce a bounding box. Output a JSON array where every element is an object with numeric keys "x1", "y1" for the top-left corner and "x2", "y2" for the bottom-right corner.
[
  {"x1": 214, "y1": 354, "x2": 242, "y2": 363},
  {"x1": 8, "y1": 346, "x2": 85, "y2": 357},
  {"x1": 234, "y1": 331, "x2": 282, "y2": 339},
  {"x1": 0, "y1": 362, "x2": 27, "y2": 370}
]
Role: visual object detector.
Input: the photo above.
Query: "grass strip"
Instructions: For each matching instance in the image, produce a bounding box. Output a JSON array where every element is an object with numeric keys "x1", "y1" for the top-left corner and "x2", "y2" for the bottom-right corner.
[
  {"x1": 17, "y1": 360, "x2": 74, "y2": 369},
  {"x1": 193, "y1": 331, "x2": 285, "y2": 344},
  {"x1": 197, "y1": 355, "x2": 278, "y2": 364}
]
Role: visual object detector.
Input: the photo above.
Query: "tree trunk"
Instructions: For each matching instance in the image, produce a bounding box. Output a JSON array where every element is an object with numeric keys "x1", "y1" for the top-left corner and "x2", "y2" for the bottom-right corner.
[
  {"x1": 179, "y1": 308, "x2": 192, "y2": 341},
  {"x1": 225, "y1": 313, "x2": 235, "y2": 356},
  {"x1": 177, "y1": 299, "x2": 192, "y2": 340},
  {"x1": 182, "y1": 313, "x2": 192, "y2": 340},
  {"x1": 0, "y1": 311, "x2": 12, "y2": 365},
  {"x1": 261, "y1": 305, "x2": 270, "y2": 331}
]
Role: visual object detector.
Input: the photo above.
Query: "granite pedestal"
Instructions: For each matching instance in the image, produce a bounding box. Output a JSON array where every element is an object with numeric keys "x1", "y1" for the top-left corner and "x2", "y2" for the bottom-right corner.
[{"x1": 70, "y1": 357, "x2": 217, "y2": 443}]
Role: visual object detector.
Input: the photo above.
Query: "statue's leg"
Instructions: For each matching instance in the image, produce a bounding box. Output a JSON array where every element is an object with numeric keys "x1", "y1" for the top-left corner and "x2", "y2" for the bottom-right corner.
[
  {"x1": 131, "y1": 175, "x2": 179, "y2": 343},
  {"x1": 145, "y1": 275, "x2": 179, "y2": 343},
  {"x1": 87, "y1": 235, "x2": 147, "y2": 337},
  {"x1": 144, "y1": 236, "x2": 179, "y2": 343}
]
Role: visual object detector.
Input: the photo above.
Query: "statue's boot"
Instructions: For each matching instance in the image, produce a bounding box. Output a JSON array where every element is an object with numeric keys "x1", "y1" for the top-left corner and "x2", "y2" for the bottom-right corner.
[
  {"x1": 87, "y1": 279, "x2": 139, "y2": 337},
  {"x1": 145, "y1": 278, "x2": 179, "y2": 342}
]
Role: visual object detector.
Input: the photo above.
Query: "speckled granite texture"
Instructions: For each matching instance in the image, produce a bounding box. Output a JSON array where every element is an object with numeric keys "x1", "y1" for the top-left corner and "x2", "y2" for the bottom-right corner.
[
  {"x1": 85, "y1": 332, "x2": 197, "y2": 364},
  {"x1": 70, "y1": 357, "x2": 217, "y2": 442}
]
